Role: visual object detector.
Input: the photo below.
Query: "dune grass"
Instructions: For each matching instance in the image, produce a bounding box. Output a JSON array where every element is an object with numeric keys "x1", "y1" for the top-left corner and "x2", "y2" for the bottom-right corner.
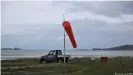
[{"x1": 1, "y1": 57, "x2": 133, "y2": 75}]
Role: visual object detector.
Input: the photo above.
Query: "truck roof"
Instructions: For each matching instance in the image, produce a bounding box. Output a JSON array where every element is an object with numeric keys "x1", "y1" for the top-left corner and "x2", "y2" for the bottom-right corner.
[{"x1": 52, "y1": 50, "x2": 61, "y2": 51}]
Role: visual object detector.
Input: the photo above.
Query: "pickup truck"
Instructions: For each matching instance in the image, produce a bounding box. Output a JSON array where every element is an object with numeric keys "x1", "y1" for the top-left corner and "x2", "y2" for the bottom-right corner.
[{"x1": 40, "y1": 50, "x2": 71, "y2": 63}]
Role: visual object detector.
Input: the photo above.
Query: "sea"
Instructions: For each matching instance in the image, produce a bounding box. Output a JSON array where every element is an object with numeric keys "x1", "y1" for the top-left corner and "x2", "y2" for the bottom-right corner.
[{"x1": 1, "y1": 50, "x2": 133, "y2": 60}]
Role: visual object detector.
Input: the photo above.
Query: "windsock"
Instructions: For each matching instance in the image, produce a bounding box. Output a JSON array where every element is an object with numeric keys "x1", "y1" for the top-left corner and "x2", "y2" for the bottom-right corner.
[{"x1": 62, "y1": 21, "x2": 77, "y2": 48}]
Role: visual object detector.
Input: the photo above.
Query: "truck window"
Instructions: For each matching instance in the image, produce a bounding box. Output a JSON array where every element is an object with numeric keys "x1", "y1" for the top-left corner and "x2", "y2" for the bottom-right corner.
[
  {"x1": 58, "y1": 50, "x2": 62, "y2": 55},
  {"x1": 52, "y1": 51, "x2": 56, "y2": 55},
  {"x1": 48, "y1": 50, "x2": 54, "y2": 55}
]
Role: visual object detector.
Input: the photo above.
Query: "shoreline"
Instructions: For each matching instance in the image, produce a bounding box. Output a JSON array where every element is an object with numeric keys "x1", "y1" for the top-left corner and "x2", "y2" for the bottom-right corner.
[{"x1": 1, "y1": 55, "x2": 133, "y2": 61}]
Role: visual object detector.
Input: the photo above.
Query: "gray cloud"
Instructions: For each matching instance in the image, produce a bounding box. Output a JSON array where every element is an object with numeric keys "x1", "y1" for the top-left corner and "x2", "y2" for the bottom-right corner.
[
  {"x1": 68, "y1": 1, "x2": 133, "y2": 17},
  {"x1": 2, "y1": 18, "x2": 133, "y2": 49},
  {"x1": 69, "y1": 18, "x2": 133, "y2": 48},
  {"x1": 2, "y1": 1, "x2": 133, "y2": 49}
]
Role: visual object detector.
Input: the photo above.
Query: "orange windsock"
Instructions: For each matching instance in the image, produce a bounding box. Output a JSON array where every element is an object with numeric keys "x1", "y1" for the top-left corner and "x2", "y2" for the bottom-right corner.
[{"x1": 62, "y1": 21, "x2": 77, "y2": 48}]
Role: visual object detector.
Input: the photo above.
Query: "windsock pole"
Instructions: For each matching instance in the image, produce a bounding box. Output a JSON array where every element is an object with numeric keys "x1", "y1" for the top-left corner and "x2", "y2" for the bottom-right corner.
[{"x1": 63, "y1": 14, "x2": 66, "y2": 63}]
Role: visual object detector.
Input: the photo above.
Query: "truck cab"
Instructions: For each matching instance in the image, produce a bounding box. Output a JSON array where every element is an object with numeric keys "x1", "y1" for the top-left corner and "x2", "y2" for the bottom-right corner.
[{"x1": 40, "y1": 50, "x2": 70, "y2": 63}]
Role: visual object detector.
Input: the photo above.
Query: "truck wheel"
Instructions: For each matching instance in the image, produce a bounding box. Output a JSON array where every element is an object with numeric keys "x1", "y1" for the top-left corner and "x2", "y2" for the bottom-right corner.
[
  {"x1": 65, "y1": 59, "x2": 68, "y2": 63},
  {"x1": 40, "y1": 58, "x2": 46, "y2": 64},
  {"x1": 58, "y1": 58, "x2": 68, "y2": 63},
  {"x1": 57, "y1": 59, "x2": 63, "y2": 63},
  {"x1": 61, "y1": 59, "x2": 68, "y2": 63}
]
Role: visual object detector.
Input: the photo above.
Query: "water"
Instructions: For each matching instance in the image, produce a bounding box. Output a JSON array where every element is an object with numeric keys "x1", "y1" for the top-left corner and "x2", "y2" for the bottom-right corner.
[{"x1": 1, "y1": 50, "x2": 133, "y2": 60}]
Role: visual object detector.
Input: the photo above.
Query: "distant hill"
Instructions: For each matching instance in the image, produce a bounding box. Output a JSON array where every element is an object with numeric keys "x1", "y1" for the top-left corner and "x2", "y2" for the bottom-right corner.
[
  {"x1": 1, "y1": 47, "x2": 22, "y2": 50},
  {"x1": 92, "y1": 45, "x2": 133, "y2": 50},
  {"x1": 75, "y1": 49, "x2": 89, "y2": 51}
]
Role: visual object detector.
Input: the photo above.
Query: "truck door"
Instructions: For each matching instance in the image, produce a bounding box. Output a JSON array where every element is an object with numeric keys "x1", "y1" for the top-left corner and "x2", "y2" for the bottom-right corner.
[
  {"x1": 47, "y1": 50, "x2": 56, "y2": 61},
  {"x1": 52, "y1": 51, "x2": 57, "y2": 61},
  {"x1": 57, "y1": 50, "x2": 62, "y2": 55}
]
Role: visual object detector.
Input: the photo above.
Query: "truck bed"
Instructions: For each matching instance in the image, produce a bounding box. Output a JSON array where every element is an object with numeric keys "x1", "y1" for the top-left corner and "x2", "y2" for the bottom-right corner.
[{"x1": 57, "y1": 55, "x2": 71, "y2": 58}]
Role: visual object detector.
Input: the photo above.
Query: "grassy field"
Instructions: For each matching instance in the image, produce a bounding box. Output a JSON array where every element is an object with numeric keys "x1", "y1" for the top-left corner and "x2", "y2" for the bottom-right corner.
[{"x1": 1, "y1": 57, "x2": 133, "y2": 75}]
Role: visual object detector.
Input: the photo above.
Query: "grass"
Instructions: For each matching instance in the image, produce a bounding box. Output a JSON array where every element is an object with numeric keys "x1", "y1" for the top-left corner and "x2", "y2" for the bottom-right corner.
[{"x1": 1, "y1": 57, "x2": 133, "y2": 75}]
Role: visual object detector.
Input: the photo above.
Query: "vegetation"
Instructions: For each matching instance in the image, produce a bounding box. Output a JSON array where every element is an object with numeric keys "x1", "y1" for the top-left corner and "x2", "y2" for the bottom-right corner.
[
  {"x1": 1, "y1": 47, "x2": 22, "y2": 50},
  {"x1": 1, "y1": 57, "x2": 133, "y2": 75},
  {"x1": 92, "y1": 44, "x2": 133, "y2": 50}
]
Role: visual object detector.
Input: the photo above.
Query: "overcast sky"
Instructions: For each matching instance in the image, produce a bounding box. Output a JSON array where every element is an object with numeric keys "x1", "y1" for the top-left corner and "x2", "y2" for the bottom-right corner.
[{"x1": 1, "y1": 1, "x2": 133, "y2": 49}]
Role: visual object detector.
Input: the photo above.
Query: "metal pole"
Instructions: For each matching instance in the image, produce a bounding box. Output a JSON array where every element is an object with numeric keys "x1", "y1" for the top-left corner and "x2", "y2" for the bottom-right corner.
[
  {"x1": 64, "y1": 30, "x2": 66, "y2": 63},
  {"x1": 63, "y1": 14, "x2": 66, "y2": 63}
]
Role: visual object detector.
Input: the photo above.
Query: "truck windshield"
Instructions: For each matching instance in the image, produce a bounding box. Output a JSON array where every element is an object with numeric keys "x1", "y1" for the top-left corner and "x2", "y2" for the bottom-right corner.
[{"x1": 48, "y1": 51, "x2": 54, "y2": 55}]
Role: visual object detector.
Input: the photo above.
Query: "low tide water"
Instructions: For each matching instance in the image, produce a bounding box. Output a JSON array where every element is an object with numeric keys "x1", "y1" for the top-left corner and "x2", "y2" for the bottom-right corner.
[{"x1": 1, "y1": 50, "x2": 133, "y2": 60}]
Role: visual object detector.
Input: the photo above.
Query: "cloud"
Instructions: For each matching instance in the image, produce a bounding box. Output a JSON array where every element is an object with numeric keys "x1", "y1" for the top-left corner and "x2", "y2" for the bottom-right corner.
[
  {"x1": 67, "y1": 1, "x2": 133, "y2": 17},
  {"x1": 69, "y1": 18, "x2": 133, "y2": 48},
  {"x1": 1, "y1": 1, "x2": 74, "y2": 35},
  {"x1": 1, "y1": 1, "x2": 133, "y2": 49}
]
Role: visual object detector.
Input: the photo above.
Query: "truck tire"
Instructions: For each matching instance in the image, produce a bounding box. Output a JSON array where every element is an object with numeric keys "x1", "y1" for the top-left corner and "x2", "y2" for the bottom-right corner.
[
  {"x1": 62, "y1": 59, "x2": 68, "y2": 63},
  {"x1": 65, "y1": 58, "x2": 68, "y2": 63},
  {"x1": 40, "y1": 58, "x2": 47, "y2": 64},
  {"x1": 58, "y1": 58, "x2": 68, "y2": 63},
  {"x1": 57, "y1": 58, "x2": 63, "y2": 63}
]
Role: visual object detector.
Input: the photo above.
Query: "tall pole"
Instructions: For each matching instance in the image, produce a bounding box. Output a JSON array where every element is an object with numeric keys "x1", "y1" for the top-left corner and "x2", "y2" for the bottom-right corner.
[
  {"x1": 64, "y1": 30, "x2": 66, "y2": 63},
  {"x1": 63, "y1": 14, "x2": 66, "y2": 63}
]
